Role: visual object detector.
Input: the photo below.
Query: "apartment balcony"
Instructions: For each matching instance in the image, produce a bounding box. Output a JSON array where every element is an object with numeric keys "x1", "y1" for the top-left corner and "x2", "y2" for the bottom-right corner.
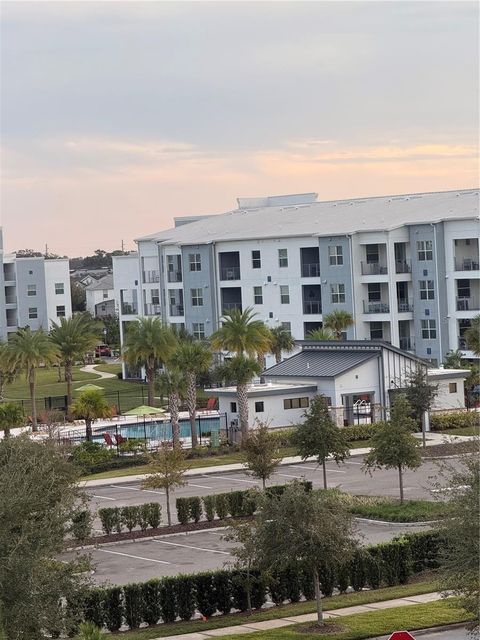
[
  {"x1": 454, "y1": 257, "x2": 480, "y2": 272},
  {"x1": 220, "y1": 266, "x2": 241, "y2": 281},
  {"x1": 399, "y1": 336, "x2": 415, "y2": 351},
  {"x1": 395, "y1": 260, "x2": 411, "y2": 274},
  {"x1": 169, "y1": 304, "x2": 184, "y2": 317},
  {"x1": 223, "y1": 302, "x2": 242, "y2": 312},
  {"x1": 397, "y1": 299, "x2": 414, "y2": 313},
  {"x1": 167, "y1": 270, "x2": 182, "y2": 283},
  {"x1": 143, "y1": 270, "x2": 160, "y2": 284},
  {"x1": 361, "y1": 262, "x2": 388, "y2": 276},
  {"x1": 301, "y1": 263, "x2": 320, "y2": 278},
  {"x1": 363, "y1": 300, "x2": 390, "y2": 314},
  {"x1": 458, "y1": 337, "x2": 470, "y2": 350},
  {"x1": 121, "y1": 303, "x2": 138, "y2": 315},
  {"x1": 456, "y1": 297, "x2": 480, "y2": 311},
  {"x1": 144, "y1": 303, "x2": 162, "y2": 316},
  {"x1": 5, "y1": 295, "x2": 16, "y2": 305},
  {"x1": 303, "y1": 300, "x2": 322, "y2": 315}
]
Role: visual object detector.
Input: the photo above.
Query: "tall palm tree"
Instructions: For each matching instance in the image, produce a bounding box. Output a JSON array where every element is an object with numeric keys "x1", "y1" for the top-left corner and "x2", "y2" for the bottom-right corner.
[
  {"x1": 71, "y1": 389, "x2": 113, "y2": 441},
  {"x1": 307, "y1": 328, "x2": 334, "y2": 341},
  {"x1": 211, "y1": 307, "x2": 271, "y2": 358},
  {"x1": 123, "y1": 318, "x2": 177, "y2": 406},
  {"x1": 269, "y1": 326, "x2": 296, "y2": 364},
  {"x1": 465, "y1": 315, "x2": 480, "y2": 357},
  {"x1": 172, "y1": 341, "x2": 212, "y2": 448},
  {"x1": 0, "y1": 402, "x2": 25, "y2": 438},
  {"x1": 216, "y1": 355, "x2": 261, "y2": 443},
  {"x1": 156, "y1": 367, "x2": 187, "y2": 448},
  {"x1": 323, "y1": 310, "x2": 354, "y2": 340},
  {"x1": 6, "y1": 327, "x2": 59, "y2": 430},
  {"x1": 50, "y1": 314, "x2": 101, "y2": 410},
  {"x1": 0, "y1": 341, "x2": 17, "y2": 401}
]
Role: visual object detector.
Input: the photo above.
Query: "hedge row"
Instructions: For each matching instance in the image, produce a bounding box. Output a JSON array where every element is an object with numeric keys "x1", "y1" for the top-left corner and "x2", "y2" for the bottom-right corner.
[
  {"x1": 430, "y1": 411, "x2": 478, "y2": 432},
  {"x1": 80, "y1": 531, "x2": 440, "y2": 632},
  {"x1": 342, "y1": 423, "x2": 382, "y2": 442},
  {"x1": 98, "y1": 503, "x2": 161, "y2": 536}
]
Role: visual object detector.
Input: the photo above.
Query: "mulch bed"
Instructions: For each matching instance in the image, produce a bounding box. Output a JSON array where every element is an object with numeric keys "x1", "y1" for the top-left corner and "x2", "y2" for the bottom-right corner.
[
  {"x1": 421, "y1": 440, "x2": 478, "y2": 458},
  {"x1": 298, "y1": 622, "x2": 346, "y2": 634}
]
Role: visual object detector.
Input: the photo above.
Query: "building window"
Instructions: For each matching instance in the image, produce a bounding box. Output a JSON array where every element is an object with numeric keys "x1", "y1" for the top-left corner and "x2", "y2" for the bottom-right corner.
[
  {"x1": 27, "y1": 284, "x2": 36, "y2": 296},
  {"x1": 278, "y1": 249, "x2": 288, "y2": 268},
  {"x1": 457, "y1": 279, "x2": 470, "y2": 298},
  {"x1": 230, "y1": 402, "x2": 237, "y2": 413},
  {"x1": 370, "y1": 322, "x2": 383, "y2": 340},
  {"x1": 28, "y1": 307, "x2": 38, "y2": 319},
  {"x1": 191, "y1": 288, "x2": 204, "y2": 306},
  {"x1": 281, "y1": 321, "x2": 292, "y2": 335},
  {"x1": 192, "y1": 323, "x2": 205, "y2": 339},
  {"x1": 55, "y1": 282, "x2": 64, "y2": 295},
  {"x1": 251, "y1": 250, "x2": 261, "y2": 269},
  {"x1": 366, "y1": 244, "x2": 379, "y2": 264},
  {"x1": 368, "y1": 283, "x2": 381, "y2": 301},
  {"x1": 421, "y1": 319, "x2": 436, "y2": 339},
  {"x1": 419, "y1": 280, "x2": 435, "y2": 300},
  {"x1": 284, "y1": 397, "x2": 310, "y2": 410},
  {"x1": 103, "y1": 291, "x2": 109, "y2": 299},
  {"x1": 328, "y1": 245, "x2": 343, "y2": 266},
  {"x1": 449, "y1": 382, "x2": 457, "y2": 393},
  {"x1": 189, "y1": 253, "x2": 202, "y2": 272},
  {"x1": 56, "y1": 305, "x2": 66, "y2": 317},
  {"x1": 417, "y1": 240, "x2": 433, "y2": 261},
  {"x1": 280, "y1": 285, "x2": 290, "y2": 304},
  {"x1": 331, "y1": 283, "x2": 346, "y2": 303},
  {"x1": 253, "y1": 286, "x2": 263, "y2": 305},
  {"x1": 255, "y1": 401, "x2": 264, "y2": 413},
  {"x1": 152, "y1": 289, "x2": 160, "y2": 305}
]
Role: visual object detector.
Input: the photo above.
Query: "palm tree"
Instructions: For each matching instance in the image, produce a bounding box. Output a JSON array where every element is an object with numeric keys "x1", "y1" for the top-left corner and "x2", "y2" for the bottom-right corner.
[
  {"x1": 172, "y1": 341, "x2": 212, "y2": 448},
  {"x1": 269, "y1": 326, "x2": 296, "y2": 364},
  {"x1": 211, "y1": 307, "x2": 271, "y2": 358},
  {"x1": 216, "y1": 355, "x2": 261, "y2": 443},
  {"x1": 50, "y1": 314, "x2": 101, "y2": 410},
  {"x1": 0, "y1": 402, "x2": 25, "y2": 438},
  {"x1": 123, "y1": 318, "x2": 177, "y2": 406},
  {"x1": 6, "y1": 327, "x2": 59, "y2": 430},
  {"x1": 465, "y1": 315, "x2": 480, "y2": 357},
  {"x1": 0, "y1": 341, "x2": 17, "y2": 401},
  {"x1": 71, "y1": 389, "x2": 113, "y2": 441},
  {"x1": 323, "y1": 310, "x2": 354, "y2": 340},
  {"x1": 156, "y1": 367, "x2": 187, "y2": 448},
  {"x1": 307, "y1": 328, "x2": 334, "y2": 341}
]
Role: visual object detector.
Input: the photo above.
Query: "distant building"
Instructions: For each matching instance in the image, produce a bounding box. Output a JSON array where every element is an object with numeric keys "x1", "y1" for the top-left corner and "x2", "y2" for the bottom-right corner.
[{"x1": 85, "y1": 273, "x2": 116, "y2": 318}]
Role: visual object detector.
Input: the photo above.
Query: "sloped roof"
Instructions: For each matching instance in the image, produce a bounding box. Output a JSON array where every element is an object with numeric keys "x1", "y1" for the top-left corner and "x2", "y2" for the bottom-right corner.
[
  {"x1": 263, "y1": 349, "x2": 379, "y2": 378},
  {"x1": 85, "y1": 273, "x2": 114, "y2": 291}
]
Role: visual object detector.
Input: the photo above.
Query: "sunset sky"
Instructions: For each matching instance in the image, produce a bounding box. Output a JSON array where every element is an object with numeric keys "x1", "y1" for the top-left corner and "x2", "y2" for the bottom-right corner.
[{"x1": 1, "y1": 1, "x2": 478, "y2": 256}]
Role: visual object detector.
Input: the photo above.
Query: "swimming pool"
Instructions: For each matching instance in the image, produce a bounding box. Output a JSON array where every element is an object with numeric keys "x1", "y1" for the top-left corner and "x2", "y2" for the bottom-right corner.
[{"x1": 95, "y1": 415, "x2": 222, "y2": 443}]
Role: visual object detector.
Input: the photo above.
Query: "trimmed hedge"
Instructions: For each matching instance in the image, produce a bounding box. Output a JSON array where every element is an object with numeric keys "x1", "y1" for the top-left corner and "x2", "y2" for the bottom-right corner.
[
  {"x1": 81, "y1": 530, "x2": 441, "y2": 632},
  {"x1": 98, "y1": 502, "x2": 161, "y2": 536},
  {"x1": 430, "y1": 411, "x2": 478, "y2": 432},
  {"x1": 342, "y1": 423, "x2": 382, "y2": 442}
]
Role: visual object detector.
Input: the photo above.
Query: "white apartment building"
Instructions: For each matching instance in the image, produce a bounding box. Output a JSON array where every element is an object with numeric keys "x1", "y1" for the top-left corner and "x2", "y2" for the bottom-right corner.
[
  {"x1": 85, "y1": 273, "x2": 116, "y2": 318},
  {"x1": 0, "y1": 228, "x2": 72, "y2": 339},
  {"x1": 113, "y1": 189, "x2": 479, "y2": 375}
]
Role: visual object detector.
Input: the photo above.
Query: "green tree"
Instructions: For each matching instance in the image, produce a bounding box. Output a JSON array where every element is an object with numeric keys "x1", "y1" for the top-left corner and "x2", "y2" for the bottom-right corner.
[
  {"x1": 464, "y1": 315, "x2": 480, "y2": 356},
  {"x1": 215, "y1": 355, "x2": 262, "y2": 443},
  {"x1": 123, "y1": 318, "x2": 177, "y2": 406},
  {"x1": 243, "y1": 422, "x2": 282, "y2": 489},
  {"x1": 171, "y1": 340, "x2": 212, "y2": 448},
  {"x1": 50, "y1": 314, "x2": 101, "y2": 409},
  {"x1": 71, "y1": 389, "x2": 112, "y2": 441},
  {"x1": 363, "y1": 394, "x2": 421, "y2": 503},
  {"x1": 442, "y1": 349, "x2": 465, "y2": 369},
  {"x1": 291, "y1": 395, "x2": 350, "y2": 489},
  {"x1": 224, "y1": 519, "x2": 262, "y2": 615},
  {"x1": 156, "y1": 367, "x2": 186, "y2": 447},
  {"x1": 6, "y1": 327, "x2": 60, "y2": 430},
  {"x1": 100, "y1": 314, "x2": 120, "y2": 348},
  {"x1": 405, "y1": 367, "x2": 438, "y2": 435},
  {"x1": 442, "y1": 350, "x2": 479, "y2": 408},
  {"x1": 211, "y1": 307, "x2": 271, "y2": 358},
  {"x1": 142, "y1": 442, "x2": 189, "y2": 525},
  {"x1": 70, "y1": 279, "x2": 86, "y2": 312},
  {"x1": 323, "y1": 310, "x2": 354, "y2": 340},
  {"x1": 0, "y1": 402, "x2": 24, "y2": 438},
  {"x1": 307, "y1": 328, "x2": 334, "y2": 341},
  {"x1": 0, "y1": 341, "x2": 17, "y2": 401},
  {"x1": 268, "y1": 325, "x2": 295, "y2": 364}
]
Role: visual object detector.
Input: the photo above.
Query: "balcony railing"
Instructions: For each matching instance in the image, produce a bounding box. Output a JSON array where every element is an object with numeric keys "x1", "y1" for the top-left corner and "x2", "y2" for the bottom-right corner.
[
  {"x1": 121, "y1": 303, "x2": 138, "y2": 315},
  {"x1": 303, "y1": 300, "x2": 322, "y2": 314},
  {"x1": 454, "y1": 257, "x2": 480, "y2": 271},
  {"x1": 143, "y1": 270, "x2": 160, "y2": 283},
  {"x1": 397, "y1": 299, "x2": 414, "y2": 313},
  {"x1": 167, "y1": 270, "x2": 182, "y2": 283},
  {"x1": 220, "y1": 266, "x2": 241, "y2": 281},
  {"x1": 144, "y1": 303, "x2": 162, "y2": 316},
  {"x1": 301, "y1": 263, "x2": 320, "y2": 278},
  {"x1": 399, "y1": 336, "x2": 415, "y2": 351},
  {"x1": 361, "y1": 262, "x2": 388, "y2": 275},
  {"x1": 5, "y1": 295, "x2": 16, "y2": 304},
  {"x1": 363, "y1": 300, "x2": 390, "y2": 314},
  {"x1": 222, "y1": 302, "x2": 242, "y2": 312},
  {"x1": 395, "y1": 260, "x2": 411, "y2": 274},
  {"x1": 169, "y1": 304, "x2": 184, "y2": 317},
  {"x1": 456, "y1": 297, "x2": 480, "y2": 311}
]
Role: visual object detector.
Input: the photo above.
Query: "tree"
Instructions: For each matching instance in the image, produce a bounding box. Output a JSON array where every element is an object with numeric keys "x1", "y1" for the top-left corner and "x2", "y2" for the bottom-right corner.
[
  {"x1": 443, "y1": 350, "x2": 479, "y2": 408},
  {"x1": 243, "y1": 422, "x2": 282, "y2": 489},
  {"x1": 224, "y1": 519, "x2": 262, "y2": 615},
  {"x1": 442, "y1": 349, "x2": 465, "y2": 369},
  {"x1": 253, "y1": 482, "x2": 356, "y2": 626},
  {"x1": 156, "y1": 367, "x2": 186, "y2": 447},
  {"x1": 123, "y1": 318, "x2": 177, "y2": 406},
  {"x1": 70, "y1": 279, "x2": 87, "y2": 312},
  {"x1": 0, "y1": 341, "x2": 17, "y2": 400},
  {"x1": 0, "y1": 435, "x2": 90, "y2": 638},
  {"x1": 307, "y1": 328, "x2": 334, "y2": 341},
  {"x1": 142, "y1": 442, "x2": 189, "y2": 525},
  {"x1": 211, "y1": 307, "x2": 271, "y2": 358},
  {"x1": 101, "y1": 314, "x2": 120, "y2": 348},
  {"x1": 0, "y1": 402, "x2": 24, "y2": 438},
  {"x1": 464, "y1": 315, "x2": 480, "y2": 356},
  {"x1": 405, "y1": 367, "x2": 438, "y2": 443},
  {"x1": 291, "y1": 395, "x2": 350, "y2": 489},
  {"x1": 71, "y1": 389, "x2": 113, "y2": 441},
  {"x1": 363, "y1": 394, "x2": 421, "y2": 503},
  {"x1": 215, "y1": 355, "x2": 261, "y2": 443},
  {"x1": 268, "y1": 326, "x2": 295, "y2": 364},
  {"x1": 6, "y1": 327, "x2": 60, "y2": 430},
  {"x1": 171, "y1": 340, "x2": 212, "y2": 448},
  {"x1": 50, "y1": 314, "x2": 101, "y2": 409},
  {"x1": 323, "y1": 310, "x2": 354, "y2": 340}
]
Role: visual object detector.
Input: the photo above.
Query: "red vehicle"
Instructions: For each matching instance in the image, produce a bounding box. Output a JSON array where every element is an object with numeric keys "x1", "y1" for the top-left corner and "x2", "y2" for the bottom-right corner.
[{"x1": 95, "y1": 344, "x2": 112, "y2": 357}]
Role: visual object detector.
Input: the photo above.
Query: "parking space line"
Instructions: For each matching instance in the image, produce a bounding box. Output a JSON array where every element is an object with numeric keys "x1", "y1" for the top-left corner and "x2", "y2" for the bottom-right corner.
[
  {"x1": 343, "y1": 461, "x2": 363, "y2": 465},
  {"x1": 188, "y1": 483, "x2": 213, "y2": 489},
  {"x1": 92, "y1": 494, "x2": 116, "y2": 501},
  {"x1": 288, "y1": 465, "x2": 318, "y2": 471},
  {"x1": 275, "y1": 473, "x2": 300, "y2": 479},
  {"x1": 98, "y1": 548, "x2": 171, "y2": 564},
  {"x1": 153, "y1": 540, "x2": 231, "y2": 555},
  {"x1": 203, "y1": 475, "x2": 258, "y2": 485},
  {"x1": 110, "y1": 485, "x2": 165, "y2": 495}
]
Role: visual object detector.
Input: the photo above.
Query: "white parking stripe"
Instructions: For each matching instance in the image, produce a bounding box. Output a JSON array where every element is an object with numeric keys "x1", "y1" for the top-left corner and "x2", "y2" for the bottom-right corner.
[
  {"x1": 92, "y1": 494, "x2": 116, "y2": 501},
  {"x1": 203, "y1": 475, "x2": 258, "y2": 485},
  {"x1": 288, "y1": 465, "x2": 318, "y2": 471},
  {"x1": 110, "y1": 484, "x2": 164, "y2": 495},
  {"x1": 276, "y1": 473, "x2": 300, "y2": 478},
  {"x1": 188, "y1": 483, "x2": 213, "y2": 489},
  {"x1": 153, "y1": 539, "x2": 231, "y2": 555},
  {"x1": 343, "y1": 461, "x2": 363, "y2": 465},
  {"x1": 98, "y1": 548, "x2": 171, "y2": 564}
]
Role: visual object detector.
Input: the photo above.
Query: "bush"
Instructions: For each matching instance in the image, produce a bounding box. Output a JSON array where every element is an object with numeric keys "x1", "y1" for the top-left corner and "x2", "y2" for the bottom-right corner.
[
  {"x1": 98, "y1": 507, "x2": 121, "y2": 535},
  {"x1": 319, "y1": 561, "x2": 336, "y2": 597},
  {"x1": 215, "y1": 494, "x2": 228, "y2": 520},
  {"x1": 230, "y1": 570, "x2": 249, "y2": 611},
  {"x1": 227, "y1": 491, "x2": 245, "y2": 517},
  {"x1": 212, "y1": 571, "x2": 232, "y2": 615},
  {"x1": 72, "y1": 441, "x2": 115, "y2": 473},
  {"x1": 364, "y1": 549, "x2": 383, "y2": 589},
  {"x1": 269, "y1": 427, "x2": 296, "y2": 447},
  {"x1": 350, "y1": 549, "x2": 366, "y2": 591},
  {"x1": 375, "y1": 538, "x2": 412, "y2": 586},
  {"x1": 342, "y1": 423, "x2": 381, "y2": 442},
  {"x1": 195, "y1": 573, "x2": 216, "y2": 617},
  {"x1": 138, "y1": 503, "x2": 150, "y2": 532},
  {"x1": 123, "y1": 583, "x2": 143, "y2": 629},
  {"x1": 189, "y1": 496, "x2": 203, "y2": 523},
  {"x1": 103, "y1": 586, "x2": 123, "y2": 632},
  {"x1": 176, "y1": 497, "x2": 190, "y2": 525},
  {"x1": 284, "y1": 565, "x2": 301, "y2": 603},
  {"x1": 141, "y1": 579, "x2": 161, "y2": 626},
  {"x1": 430, "y1": 411, "x2": 478, "y2": 431},
  {"x1": 203, "y1": 495, "x2": 216, "y2": 521},
  {"x1": 160, "y1": 577, "x2": 177, "y2": 623},
  {"x1": 147, "y1": 502, "x2": 161, "y2": 529},
  {"x1": 77, "y1": 622, "x2": 105, "y2": 640},
  {"x1": 83, "y1": 589, "x2": 105, "y2": 628},
  {"x1": 121, "y1": 506, "x2": 139, "y2": 532},
  {"x1": 71, "y1": 509, "x2": 92, "y2": 542},
  {"x1": 175, "y1": 575, "x2": 196, "y2": 621},
  {"x1": 396, "y1": 531, "x2": 441, "y2": 572},
  {"x1": 250, "y1": 570, "x2": 267, "y2": 610},
  {"x1": 269, "y1": 568, "x2": 289, "y2": 605},
  {"x1": 242, "y1": 490, "x2": 258, "y2": 516}
]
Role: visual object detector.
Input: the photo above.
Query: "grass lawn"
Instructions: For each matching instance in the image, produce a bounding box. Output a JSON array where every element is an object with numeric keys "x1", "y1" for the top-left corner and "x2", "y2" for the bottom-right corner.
[
  {"x1": 106, "y1": 580, "x2": 443, "y2": 640},
  {"x1": 92, "y1": 363, "x2": 123, "y2": 375},
  {"x1": 437, "y1": 425, "x2": 479, "y2": 437},
  {"x1": 343, "y1": 495, "x2": 446, "y2": 522}
]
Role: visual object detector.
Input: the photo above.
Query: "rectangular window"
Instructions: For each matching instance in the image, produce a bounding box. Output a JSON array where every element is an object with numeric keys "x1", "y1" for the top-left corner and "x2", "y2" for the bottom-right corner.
[
  {"x1": 421, "y1": 319, "x2": 436, "y2": 339},
  {"x1": 103, "y1": 291, "x2": 109, "y2": 299},
  {"x1": 56, "y1": 305, "x2": 66, "y2": 317},
  {"x1": 151, "y1": 289, "x2": 160, "y2": 305},
  {"x1": 28, "y1": 307, "x2": 38, "y2": 319},
  {"x1": 281, "y1": 321, "x2": 292, "y2": 335},
  {"x1": 192, "y1": 322, "x2": 205, "y2": 339},
  {"x1": 417, "y1": 240, "x2": 433, "y2": 261},
  {"x1": 419, "y1": 280, "x2": 435, "y2": 300},
  {"x1": 449, "y1": 382, "x2": 457, "y2": 393},
  {"x1": 330, "y1": 283, "x2": 346, "y2": 303},
  {"x1": 230, "y1": 402, "x2": 237, "y2": 413},
  {"x1": 55, "y1": 282, "x2": 64, "y2": 295},
  {"x1": 253, "y1": 286, "x2": 263, "y2": 305},
  {"x1": 191, "y1": 288, "x2": 204, "y2": 306},
  {"x1": 368, "y1": 283, "x2": 381, "y2": 302},
  {"x1": 278, "y1": 249, "x2": 288, "y2": 268},
  {"x1": 366, "y1": 244, "x2": 379, "y2": 264},
  {"x1": 27, "y1": 284, "x2": 36, "y2": 296},
  {"x1": 370, "y1": 321, "x2": 383, "y2": 340},
  {"x1": 251, "y1": 250, "x2": 261, "y2": 269},
  {"x1": 280, "y1": 285, "x2": 290, "y2": 304},
  {"x1": 255, "y1": 401, "x2": 264, "y2": 413},
  {"x1": 328, "y1": 245, "x2": 343, "y2": 266},
  {"x1": 457, "y1": 279, "x2": 470, "y2": 298},
  {"x1": 189, "y1": 253, "x2": 202, "y2": 272},
  {"x1": 283, "y1": 397, "x2": 310, "y2": 410}
]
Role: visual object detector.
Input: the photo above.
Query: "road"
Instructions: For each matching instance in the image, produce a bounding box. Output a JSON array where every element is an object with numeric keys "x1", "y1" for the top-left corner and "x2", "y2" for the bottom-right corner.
[{"x1": 374, "y1": 625, "x2": 470, "y2": 639}]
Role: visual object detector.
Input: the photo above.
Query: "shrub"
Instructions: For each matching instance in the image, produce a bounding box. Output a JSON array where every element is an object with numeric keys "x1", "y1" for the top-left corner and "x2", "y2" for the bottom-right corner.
[
  {"x1": 342, "y1": 423, "x2": 381, "y2": 442},
  {"x1": 283, "y1": 565, "x2": 301, "y2": 603},
  {"x1": 396, "y1": 531, "x2": 441, "y2": 572},
  {"x1": 123, "y1": 583, "x2": 143, "y2": 629},
  {"x1": 430, "y1": 410, "x2": 478, "y2": 431},
  {"x1": 103, "y1": 586, "x2": 123, "y2": 632},
  {"x1": 268, "y1": 568, "x2": 289, "y2": 605},
  {"x1": 203, "y1": 495, "x2": 216, "y2": 522},
  {"x1": 212, "y1": 571, "x2": 232, "y2": 615},
  {"x1": 71, "y1": 441, "x2": 115, "y2": 473},
  {"x1": 138, "y1": 503, "x2": 150, "y2": 531},
  {"x1": 71, "y1": 509, "x2": 92, "y2": 542},
  {"x1": 250, "y1": 570, "x2": 267, "y2": 610},
  {"x1": 189, "y1": 496, "x2": 203, "y2": 523},
  {"x1": 176, "y1": 497, "x2": 190, "y2": 525},
  {"x1": 364, "y1": 549, "x2": 383, "y2": 589},
  {"x1": 147, "y1": 502, "x2": 161, "y2": 529},
  {"x1": 121, "y1": 506, "x2": 139, "y2": 532},
  {"x1": 270, "y1": 427, "x2": 296, "y2": 447},
  {"x1": 300, "y1": 567, "x2": 315, "y2": 600},
  {"x1": 159, "y1": 577, "x2": 177, "y2": 623},
  {"x1": 98, "y1": 507, "x2": 121, "y2": 535},
  {"x1": 195, "y1": 573, "x2": 216, "y2": 617},
  {"x1": 230, "y1": 570, "x2": 249, "y2": 611},
  {"x1": 83, "y1": 589, "x2": 105, "y2": 628},
  {"x1": 141, "y1": 579, "x2": 162, "y2": 626},
  {"x1": 215, "y1": 494, "x2": 228, "y2": 520},
  {"x1": 77, "y1": 622, "x2": 105, "y2": 640},
  {"x1": 319, "y1": 561, "x2": 336, "y2": 597},
  {"x1": 376, "y1": 538, "x2": 412, "y2": 586},
  {"x1": 350, "y1": 549, "x2": 366, "y2": 591},
  {"x1": 227, "y1": 491, "x2": 245, "y2": 517},
  {"x1": 242, "y1": 490, "x2": 258, "y2": 517},
  {"x1": 175, "y1": 575, "x2": 196, "y2": 621},
  {"x1": 337, "y1": 562, "x2": 350, "y2": 593}
]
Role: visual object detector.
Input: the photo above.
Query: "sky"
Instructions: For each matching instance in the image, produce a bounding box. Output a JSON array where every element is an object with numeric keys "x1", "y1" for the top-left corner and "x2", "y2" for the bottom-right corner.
[{"x1": 1, "y1": 1, "x2": 478, "y2": 256}]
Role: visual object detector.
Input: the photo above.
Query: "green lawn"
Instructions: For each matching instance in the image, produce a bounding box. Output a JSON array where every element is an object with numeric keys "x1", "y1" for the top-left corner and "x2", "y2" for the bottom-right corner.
[
  {"x1": 92, "y1": 363, "x2": 123, "y2": 375},
  {"x1": 342, "y1": 495, "x2": 446, "y2": 522},
  {"x1": 438, "y1": 425, "x2": 480, "y2": 437}
]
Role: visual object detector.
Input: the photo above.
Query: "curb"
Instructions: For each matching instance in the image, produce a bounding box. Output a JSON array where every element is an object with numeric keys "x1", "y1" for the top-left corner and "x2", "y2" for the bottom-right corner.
[
  {"x1": 353, "y1": 517, "x2": 438, "y2": 527},
  {"x1": 369, "y1": 621, "x2": 468, "y2": 639}
]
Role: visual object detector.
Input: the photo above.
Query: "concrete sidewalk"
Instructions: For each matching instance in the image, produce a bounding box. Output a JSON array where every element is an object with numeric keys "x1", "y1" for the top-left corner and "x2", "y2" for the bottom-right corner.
[{"x1": 153, "y1": 591, "x2": 444, "y2": 640}]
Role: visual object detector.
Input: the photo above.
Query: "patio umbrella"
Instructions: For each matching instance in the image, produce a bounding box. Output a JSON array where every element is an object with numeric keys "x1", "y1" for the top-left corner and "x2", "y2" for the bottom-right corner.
[
  {"x1": 123, "y1": 405, "x2": 166, "y2": 441},
  {"x1": 75, "y1": 383, "x2": 104, "y2": 392}
]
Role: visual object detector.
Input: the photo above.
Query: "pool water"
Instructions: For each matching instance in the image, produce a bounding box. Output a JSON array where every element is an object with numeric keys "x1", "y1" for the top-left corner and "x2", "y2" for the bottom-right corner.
[{"x1": 96, "y1": 415, "x2": 221, "y2": 442}]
